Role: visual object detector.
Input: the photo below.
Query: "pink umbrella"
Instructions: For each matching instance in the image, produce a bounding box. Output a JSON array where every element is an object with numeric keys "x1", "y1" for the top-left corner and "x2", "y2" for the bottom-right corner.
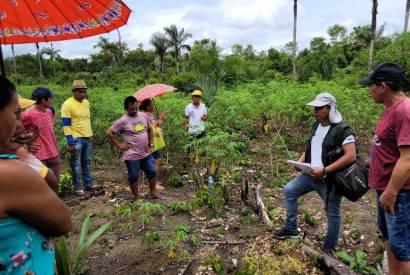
[{"x1": 133, "y1": 84, "x2": 177, "y2": 103}]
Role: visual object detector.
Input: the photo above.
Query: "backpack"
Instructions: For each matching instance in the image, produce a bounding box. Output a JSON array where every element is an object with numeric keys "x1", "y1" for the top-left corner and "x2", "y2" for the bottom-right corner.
[{"x1": 327, "y1": 123, "x2": 369, "y2": 202}]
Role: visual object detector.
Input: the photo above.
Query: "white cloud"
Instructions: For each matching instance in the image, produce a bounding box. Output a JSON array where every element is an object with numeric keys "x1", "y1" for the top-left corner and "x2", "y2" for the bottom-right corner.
[
  {"x1": 1, "y1": 0, "x2": 407, "y2": 59},
  {"x1": 127, "y1": 0, "x2": 292, "y2": 52}
]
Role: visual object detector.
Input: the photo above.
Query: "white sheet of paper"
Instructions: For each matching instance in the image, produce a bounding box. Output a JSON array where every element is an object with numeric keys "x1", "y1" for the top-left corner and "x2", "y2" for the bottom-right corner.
[{"x1": 287, "y1": 160, "x2": 314, "y2": 174}]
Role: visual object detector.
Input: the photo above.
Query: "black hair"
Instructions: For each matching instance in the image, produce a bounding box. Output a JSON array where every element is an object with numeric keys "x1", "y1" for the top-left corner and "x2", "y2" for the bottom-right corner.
[
  {"x1": 139, "y1": 99, "x2": 151, "y2": 111},
  {"x1": 0, "y1": 76, "x2": 16, "y2": 110},
  {"x1": 377, "y1": 81, "x2": 402, "y2": 92},
  {"x1": 377, "y1": 76, "x2": 410, "y2": 93},
  {"x1": 124, "y1": 96, "x2": 137, "y2": 109}
]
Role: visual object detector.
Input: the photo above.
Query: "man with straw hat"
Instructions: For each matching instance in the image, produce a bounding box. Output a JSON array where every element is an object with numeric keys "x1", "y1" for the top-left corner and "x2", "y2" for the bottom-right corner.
[{"x1": 61, "y1": 80, "x2": 98, "y2": 196}]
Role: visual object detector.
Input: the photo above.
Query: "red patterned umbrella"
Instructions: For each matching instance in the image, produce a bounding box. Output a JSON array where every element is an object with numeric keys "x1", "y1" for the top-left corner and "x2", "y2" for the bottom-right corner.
[
  {"x1": 134, "y1": 84, "x2": 177, "y2": 103},
  {"x1": 0, "y1": 0, "x2": 131, "y2": 75}
]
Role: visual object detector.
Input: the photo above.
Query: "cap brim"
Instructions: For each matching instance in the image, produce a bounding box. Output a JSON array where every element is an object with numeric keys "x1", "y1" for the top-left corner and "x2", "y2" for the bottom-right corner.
[
  {"x1": 306, "y1": 100, "x2": 328, "y2": 107},
  {"x1": 358, "y1": 77, "x2": 373, "y2": 86},
  {"x1": 51, "y1": 92, "x2": 61, "y2": 99},
  {"x1": 19, "y1": 97, "x2": 35, "y2": 109}
]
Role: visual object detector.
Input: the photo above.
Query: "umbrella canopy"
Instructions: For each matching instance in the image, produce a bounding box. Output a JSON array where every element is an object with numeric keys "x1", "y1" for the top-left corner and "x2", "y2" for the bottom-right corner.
[
  {"x1": 134, "y1": 84, "x2": 177, "y2": 103},
  {"x1": 0, "y1": 0, "x2": 131, "y2": 44}
]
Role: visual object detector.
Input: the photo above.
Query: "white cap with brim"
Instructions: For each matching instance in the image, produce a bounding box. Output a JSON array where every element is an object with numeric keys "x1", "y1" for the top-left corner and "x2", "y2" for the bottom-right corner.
[{"x1": 306, "y1": 92, "x2": 343, "y2": 123}]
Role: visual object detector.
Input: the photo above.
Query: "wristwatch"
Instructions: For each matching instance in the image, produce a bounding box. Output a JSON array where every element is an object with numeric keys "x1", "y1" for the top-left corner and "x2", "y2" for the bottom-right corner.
[{"x1": 148, "y1": 143, "x2": 154, "y2": 148}]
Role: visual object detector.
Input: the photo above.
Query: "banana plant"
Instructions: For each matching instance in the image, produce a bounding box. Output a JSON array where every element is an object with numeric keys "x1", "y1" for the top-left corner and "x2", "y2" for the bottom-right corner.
[{"x1": 55, "y1": 214, "x2": 112, "y2": 275}]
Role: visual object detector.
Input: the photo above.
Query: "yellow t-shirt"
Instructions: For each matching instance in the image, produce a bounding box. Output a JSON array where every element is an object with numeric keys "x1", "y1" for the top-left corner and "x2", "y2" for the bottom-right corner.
[{"x1": 61, "y1": 97, "x2": 93, "y2": 140}]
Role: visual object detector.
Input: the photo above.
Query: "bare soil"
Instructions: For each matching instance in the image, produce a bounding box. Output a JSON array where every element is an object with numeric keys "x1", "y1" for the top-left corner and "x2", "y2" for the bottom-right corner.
[{"x1": 64, "y1": 138, "x2": 381, "y2": 274}]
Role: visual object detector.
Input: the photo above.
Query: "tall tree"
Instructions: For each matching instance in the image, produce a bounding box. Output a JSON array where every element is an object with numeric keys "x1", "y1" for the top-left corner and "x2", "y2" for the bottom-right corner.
[
  {"x1": 40, "y1": 45, "x2": 61, "y2": 60},
  {"x1": 164, "y1": 24, "x2": 192, "y2": 75},
  {"x1": 368, "y1": 0, "x2": 378, "y2": 71},
  {"x1": 93, "y1": 37, "x2": 127, "y2": 66},
  {"x1": 405, "y1": 0, "x2": 410, "y2": 32},
  {"x1": 292, "y1": 0, "x2": 298, "y2": 80},
  {"x1": 327, "y1": 24, "x2": 347, "y2": 43},
  {"x1": 150, "y1": 32, "x2": 168, "y2": 73},
  {"x1": 35, "y1": 43, "x2": 43, "y2": 78},
  {"x1": 41, "y1": 44, "x2": 61, "y2": 78},
  {"x1": 11, "y1": 45, "x2": 17, "y2": 78}
]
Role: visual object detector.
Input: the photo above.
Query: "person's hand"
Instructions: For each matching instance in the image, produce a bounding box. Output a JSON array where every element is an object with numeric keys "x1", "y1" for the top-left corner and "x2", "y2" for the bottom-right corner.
[
  {"x1": 201, "y1": 115, "x2": 207, "y2": 121},
  {"x1": 157, "y1": 119, "x2": 164, "y2": 126},
  {"x1": 379, "y1": 188, "x2": 397, "y2": 215},
  {"x1": 158, "y1": 112, "x2": 165, "y2": 120},
  {"x1": 311, "y1": 167, "x2": 324, "y2": 179},
  {"x1": 11, "y1": 126, "x2": 38, "y2": 145},
  {"x1": 145, "y1": 147, "x2": 153, "y2": 153},
  {"x1": 11, "y1": 131, "x2": 34, "y2": 144},
  {"x1": 67, "y1": 144, "x2": 76, "y2": 153},
  {"x1": 118, "y1": 142, "x2": 130, "y2": 151},
  {"x1": 28, "y1": 142, "x2": 40, "y2": 153}
]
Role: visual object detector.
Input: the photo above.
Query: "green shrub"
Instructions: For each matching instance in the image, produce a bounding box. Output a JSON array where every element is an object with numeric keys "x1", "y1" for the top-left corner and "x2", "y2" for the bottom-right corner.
[
  {"x1": 170, "y1": 201, "x2": 189, "y2": 213},
  {"x1": 302, "y1": 210, "x2": 317, "y2": 226},
  {"x1": 204, "y1": 254, "x2": 224, "y2": 275},
  {"x1": 335, "y1": 250, "x2": 379, "y2": 274},
  {"x1": 168, "y1": 172, "x2": 184, "y2": 188},
  {"x1": 58, "y1": 171, "x2": 73, "y2": 197}
]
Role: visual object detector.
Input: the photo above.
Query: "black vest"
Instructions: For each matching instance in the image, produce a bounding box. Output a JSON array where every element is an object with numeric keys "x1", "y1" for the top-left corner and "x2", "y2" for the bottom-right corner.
[{"x1": 304, "y1": 121, "x2": 354, "y2": 167}]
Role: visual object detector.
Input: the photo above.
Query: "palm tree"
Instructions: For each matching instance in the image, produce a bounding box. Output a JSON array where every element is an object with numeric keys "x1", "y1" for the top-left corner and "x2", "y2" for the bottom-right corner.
[
  {"x1": 292, "y1": 0, "x2": 298, "y2": 80},
  {"x1": 94, "y1": 37, "x2": 127, "y2": 65},
  {"x1": 41, "y1": 45, "x2": 61, "y2": 60},
  {"x1": 150, "y1": 32, "x2": 168, "y2": 73},
  {"x1": 368, "y1": 0, "x2": 378, "y2": 71},
  {"x1": 164, "y1": 24, "x2": 192, "y2": 75},
  {"x1": 404, "y1": 0, "x2": 410, "y2": 32},
  {"x1": 41, "y1": 44, "x2": 61, "y2": 78}
]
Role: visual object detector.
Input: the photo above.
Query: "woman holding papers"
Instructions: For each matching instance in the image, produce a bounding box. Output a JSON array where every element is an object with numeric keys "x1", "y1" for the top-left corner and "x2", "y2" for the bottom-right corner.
[{"x1": 275, "y1": 92, "x2": 356, "y2": 255}]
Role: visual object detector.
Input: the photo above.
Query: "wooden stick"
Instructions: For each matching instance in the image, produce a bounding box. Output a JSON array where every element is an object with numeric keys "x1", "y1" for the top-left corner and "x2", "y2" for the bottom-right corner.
[
  {"x1": 254, "y1": 183, "x2": 271, "y2": 225},
  {"x1": 202, "y1": 240, "x2": 247, "y2": 245},
  {"x1": 302, "y1": 245, "x2": 357, "y2": 275},
  {"x1": 178, "y1": 260, "x2": 193, "y2": 275}
]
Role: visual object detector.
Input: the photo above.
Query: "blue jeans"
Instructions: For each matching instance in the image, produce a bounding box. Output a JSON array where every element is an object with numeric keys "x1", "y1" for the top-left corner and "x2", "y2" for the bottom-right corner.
[
  {"x1": 152, "y1": 150, "x2": 162, "y2": 160},
  {"x1": 283, "y1": 174, "x2": 342, "y2": 249},
  {"x1": 377, "y1": 190, "x2": 410, "y2": 261},
  {"x1": 124, "y1": 155, "x2": 156, "y2": 184},
  {"x1": 70, "y1": 138, "x2": 93, "y2": 190}
]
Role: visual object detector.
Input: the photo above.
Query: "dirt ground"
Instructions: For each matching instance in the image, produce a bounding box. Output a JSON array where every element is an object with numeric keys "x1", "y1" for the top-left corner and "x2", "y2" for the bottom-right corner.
[{"x1": 64, "y1": 139, "x2": 382, "y2": 275}]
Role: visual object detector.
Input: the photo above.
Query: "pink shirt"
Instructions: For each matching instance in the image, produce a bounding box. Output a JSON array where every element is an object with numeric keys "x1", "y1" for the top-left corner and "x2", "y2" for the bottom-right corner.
[
  {"x1": 110, "y1": 112, "x2": 152, "y2": 161},
  {"x1": 369, "y1": 97, "x2": 410, "y2": 190},
  {"x1": 21, "y1": 107, "x2": 59, "y2": 161}
]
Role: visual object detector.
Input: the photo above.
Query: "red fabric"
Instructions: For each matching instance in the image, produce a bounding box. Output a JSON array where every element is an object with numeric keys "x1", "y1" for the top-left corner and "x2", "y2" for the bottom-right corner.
[
  {"x1": 369, "y1": 97, "x2": 410, "y2": 190},
  {"x1": 0, "y1": 0, "x2": 130, "y2": 44},
  {"x1": 21, "y1": 107, "x2": 59, "y2": 161},
  {"x1": 134, "y1": 84, "x2": 177, "y2": 103}
]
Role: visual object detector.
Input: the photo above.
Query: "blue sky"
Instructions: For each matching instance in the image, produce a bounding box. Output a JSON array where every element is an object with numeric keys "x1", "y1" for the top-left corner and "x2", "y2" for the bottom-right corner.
[{"x1": 3, "y1": 0, "x2": 408, "y2": 58}]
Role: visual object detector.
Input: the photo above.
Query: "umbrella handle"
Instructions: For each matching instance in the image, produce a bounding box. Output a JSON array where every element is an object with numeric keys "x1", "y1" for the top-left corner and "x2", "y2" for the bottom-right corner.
[{"x1": 152, "y1": 98, "x2": 160, "y2": 116}]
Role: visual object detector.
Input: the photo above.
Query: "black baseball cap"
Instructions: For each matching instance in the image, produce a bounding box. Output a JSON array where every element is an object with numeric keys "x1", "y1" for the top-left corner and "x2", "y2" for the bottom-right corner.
[
  {"x1": 359, "y1": 62, "x2": 406, "y2": 86},
  {"x1": 31, "y1": 87, "x2": 60, "y2": 101}
]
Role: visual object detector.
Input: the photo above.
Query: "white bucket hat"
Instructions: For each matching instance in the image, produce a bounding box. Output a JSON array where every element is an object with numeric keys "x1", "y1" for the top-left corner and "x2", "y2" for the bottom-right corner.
[{"x1": 307, "y1": 92, "x2": 343, "y2": 123}]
